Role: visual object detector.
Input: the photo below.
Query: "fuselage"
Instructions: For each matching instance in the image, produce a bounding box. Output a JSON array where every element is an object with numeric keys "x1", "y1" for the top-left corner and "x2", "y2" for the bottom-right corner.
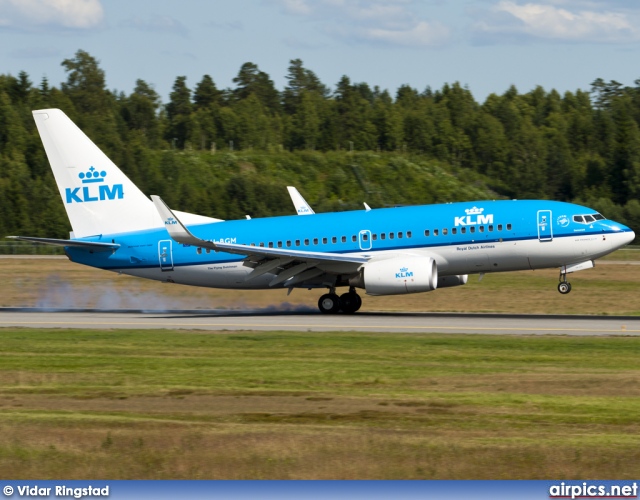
[{"x1": 67, "y1": 199, "x2": 635, "y2": 290}]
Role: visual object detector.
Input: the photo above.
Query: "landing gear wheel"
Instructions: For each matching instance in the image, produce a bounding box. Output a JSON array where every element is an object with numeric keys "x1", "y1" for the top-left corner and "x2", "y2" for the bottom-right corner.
[
  {"x1": 318, "y1": 293, "x2": 340, "y2": 314},
  {"x1": 558, "y1": 282, "x2": 572, "y2": 294},
  {"x1": 339, "y1": 292, "x2": 362, "y2": 314}
]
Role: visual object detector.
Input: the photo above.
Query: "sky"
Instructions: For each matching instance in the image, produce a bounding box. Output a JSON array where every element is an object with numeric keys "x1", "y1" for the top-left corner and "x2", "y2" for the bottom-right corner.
[{"x1": 1, "y1": 0, "x2": 640, "y2": 104}]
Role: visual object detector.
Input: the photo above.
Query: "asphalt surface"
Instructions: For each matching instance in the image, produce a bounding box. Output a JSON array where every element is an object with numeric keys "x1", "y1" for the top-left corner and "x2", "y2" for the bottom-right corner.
[{"x1": 1, "y1": 308, "x2": 639, "y2": 335}]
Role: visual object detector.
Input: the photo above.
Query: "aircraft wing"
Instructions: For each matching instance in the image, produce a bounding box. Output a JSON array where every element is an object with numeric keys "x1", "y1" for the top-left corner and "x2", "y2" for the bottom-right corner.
[
  {"x1": 7, "y1": 236, "x2": 120, "y2": 252},
  {"x1": 151, "y1": 196, "x2": 367, "y2": 287}
]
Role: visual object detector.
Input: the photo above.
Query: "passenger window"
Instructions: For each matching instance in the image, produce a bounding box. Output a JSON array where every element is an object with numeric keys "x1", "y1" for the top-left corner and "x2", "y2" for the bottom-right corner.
[
  {"x1": 461, "y1": 227, "x2": 466, "y2": 234},
  {"x1": 341, "y1": 236, "x2": 346, "y2": 243},
  {"x1": 268, "y1": 242, "x2": 274, "y2": 248},
  {"x1": 206, "y1": 248, "x2": 211, "y2": 254},
  {"x1": 295, "y1": 240, "x2": 300, "y2": 246},
  {"x1": 352, "y1": 235, "x2": 357, "y2": 242},
  {"x1": 488, "y1": 225, "x2": 493, "y2": 232},
  {"x1": 424, "y1": 230, "x2": 430, "y2": 237},
  {"x1": 443, "y1": 228, "x2": 448, "y2": 236},
  {"x1": 389, "y1": 232, "x2": 395, "y2": 239},
  {"x1": 398, "y1": 232, "x2": 403, "y2": 238},
  {"x1": 407, "y1": 231, "x2": 412, "y2": 238},
  {"x1": 479, "y1": 226, "x2": 484, "y2": 233},
  {"x1": 313, "y1": 238, "x2": 318, "y2": 245},
  {"x1": 304, "y1": 239, "x2": 309, "y2": 245},
  {"x1": 470, "y1": 227, "x2": 475, "y2": 234},
  {"x1": 278, "y1": 241, "x2": 283, "y2": 248},
  {"x1": 362, "y1": 234, "x2": 369, "y2": 241},
  {"x1": 507, "y1": 223, "x2": 512, "y2": 230},
  {"x1": 381, "y1": 233, "x2": 386, "y2": 240},
  {"x1": 452, "y1": 228, "x2": 457, "y2": 235},
  {"x1": 497, "y1": 224, "x2": 503, "y2": 231},
  {"x1": 322, "y1": 237, "x2": 328, "y2": 244},
  {"x1": 332, "y1": 236, "x2": 337, "y2": 244},
  {"x1": 286, "y1": 241, "x2": 291, "y2": 247},
  {"x1": 372, "y1": 234, "x2": 378, "y2": 241},
  {"x1": 434, "y1": 229, "x2": 439, "y2": 236},
  {"x1": 197, "y1": 247, "x2": 202, "y2": 254}
]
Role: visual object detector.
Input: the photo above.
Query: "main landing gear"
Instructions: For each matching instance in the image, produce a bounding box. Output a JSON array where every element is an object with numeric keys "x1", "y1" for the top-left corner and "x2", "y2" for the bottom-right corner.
[
  {"x1": 318, "y1": 287, "x2": 362, "y2": 314},
  {"x1": 558, "y1": 272, "x2": 572, "y2": 294}
]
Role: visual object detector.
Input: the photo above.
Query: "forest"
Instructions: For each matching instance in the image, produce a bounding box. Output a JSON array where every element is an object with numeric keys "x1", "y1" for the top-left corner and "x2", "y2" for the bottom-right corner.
[{"x1": 0, "y1": 50, "x2": 639, "y2": 242}]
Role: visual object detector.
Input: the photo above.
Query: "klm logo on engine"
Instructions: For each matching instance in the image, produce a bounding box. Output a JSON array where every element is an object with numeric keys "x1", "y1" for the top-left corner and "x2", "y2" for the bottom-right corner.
[
  {"x1": 65, "y1": 167, "x2": 124, "y2": 204},
  {"x1": 454, "y1": 206, "x2": 493, "y2": 226},
  {"x1": 396, "y1": 267, "x2": 413, "y2": 279}
]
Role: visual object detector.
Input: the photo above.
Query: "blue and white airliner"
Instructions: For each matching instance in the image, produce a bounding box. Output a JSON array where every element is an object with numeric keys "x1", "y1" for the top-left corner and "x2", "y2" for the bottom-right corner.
[{"x1": 10, "y1": 109, "x2": 636, "y2": 314}]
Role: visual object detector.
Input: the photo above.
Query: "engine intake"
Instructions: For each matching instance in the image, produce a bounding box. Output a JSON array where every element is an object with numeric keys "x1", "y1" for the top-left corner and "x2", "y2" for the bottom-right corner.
[{"x1": 360, "y1": 256, "x2": 438, "y2": 295}]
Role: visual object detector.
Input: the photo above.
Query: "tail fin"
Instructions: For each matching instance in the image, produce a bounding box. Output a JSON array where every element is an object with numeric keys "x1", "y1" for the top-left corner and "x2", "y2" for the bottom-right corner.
[{"x1": 33, "y1": 109, "x2": 219, "y2": 238}]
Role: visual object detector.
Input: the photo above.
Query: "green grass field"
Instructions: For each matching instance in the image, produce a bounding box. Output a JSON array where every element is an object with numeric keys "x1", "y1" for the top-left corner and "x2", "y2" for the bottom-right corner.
[{"x1": 1, "y1": 328, "x2": 639, "y2": 479}]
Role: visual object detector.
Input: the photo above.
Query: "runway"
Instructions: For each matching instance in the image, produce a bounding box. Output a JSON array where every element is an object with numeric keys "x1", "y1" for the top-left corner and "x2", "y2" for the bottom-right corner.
[{"x1": 1, "y1": 308, "x2": 639, "y2": 335}]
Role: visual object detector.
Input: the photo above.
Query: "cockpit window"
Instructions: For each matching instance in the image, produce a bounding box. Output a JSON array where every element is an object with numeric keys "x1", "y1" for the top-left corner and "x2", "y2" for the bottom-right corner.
[{"x1": 573, "y1": 213, "x2": 606, "y2": 224}]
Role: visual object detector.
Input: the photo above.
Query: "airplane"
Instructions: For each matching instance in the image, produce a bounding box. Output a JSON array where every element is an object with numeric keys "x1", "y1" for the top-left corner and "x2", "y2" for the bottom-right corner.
[{"x1": 8, "y1": 109, "x2": 636, "y2": 314}]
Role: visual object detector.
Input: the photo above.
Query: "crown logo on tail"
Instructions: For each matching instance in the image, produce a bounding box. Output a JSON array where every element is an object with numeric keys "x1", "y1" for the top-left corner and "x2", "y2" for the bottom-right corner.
[{"x1": 79, "y1": 166, "x2": 107, "y2": 184}]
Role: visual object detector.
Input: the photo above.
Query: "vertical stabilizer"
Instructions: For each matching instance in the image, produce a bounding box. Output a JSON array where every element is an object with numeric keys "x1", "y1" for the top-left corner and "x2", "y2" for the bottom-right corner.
[
  {"x1": 287, "y1": 186, "x2": 315, "y2": 215},
  {"x1": 32, "y1": 109, "x2": 161, "y2": 238}
]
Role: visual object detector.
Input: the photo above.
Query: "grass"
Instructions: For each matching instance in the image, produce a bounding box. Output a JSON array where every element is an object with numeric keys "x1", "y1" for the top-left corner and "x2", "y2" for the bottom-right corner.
[
  {"x1": 1, "y1": 251, "x2": 640, "y2": 315},
  {"x1": 1, "y1": 328, "x2": 640, "y2": 479}
]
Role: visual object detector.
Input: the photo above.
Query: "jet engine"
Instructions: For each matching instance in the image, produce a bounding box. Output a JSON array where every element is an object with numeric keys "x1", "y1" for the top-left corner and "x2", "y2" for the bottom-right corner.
[
  {"x1": 437, "y1": 274, "x2": 468, "y2": 288},
  {"x1": 357, "y1": 256, "x2": 438, "y2": 295}
]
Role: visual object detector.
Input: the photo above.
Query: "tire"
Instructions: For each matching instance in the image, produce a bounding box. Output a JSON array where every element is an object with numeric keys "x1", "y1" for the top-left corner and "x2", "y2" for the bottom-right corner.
[
  {"x1": 339, "y1": 293, "x2": 360, "y2": 314},
  {"x1": 318, "y1": 293, "x2": 340, "y2": 314},
  {"x1": 558, "y1": 282, "x2": 571, "y2": 294}
]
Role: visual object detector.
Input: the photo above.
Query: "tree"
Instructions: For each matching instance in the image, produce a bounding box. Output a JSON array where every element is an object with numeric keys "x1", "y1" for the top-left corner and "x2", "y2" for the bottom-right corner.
[
  {"x1": 61, "y1": 50, "x2": 111, "y2": 114},
  {"x1": 232, "y1": 62, "x2": 280, "y2": 112},
  {"x1": 165, "y1": 76, "x2": 192, "y2": 149},
  {"x1": 193, "y1": 75, "x2": 221, "y2": 110},
  {"x1": 283, "y1": 59, "x2": 327, "y2": 115}
]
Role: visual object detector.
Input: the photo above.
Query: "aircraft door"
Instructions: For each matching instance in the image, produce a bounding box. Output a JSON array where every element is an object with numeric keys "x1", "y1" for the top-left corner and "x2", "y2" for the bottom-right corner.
[
  {"x1": 158, "y1": 240, "x2": 174, "y2": 271},
  {"x1": 358, "y1": 230, "x2": 372, "y2": 251},
  {"x1": 537, "y1": 210, "x2": 553, "y2": 242}
]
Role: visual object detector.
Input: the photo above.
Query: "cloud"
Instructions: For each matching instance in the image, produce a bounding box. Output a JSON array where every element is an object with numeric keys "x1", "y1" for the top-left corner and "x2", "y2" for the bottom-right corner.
[
  {"x1": 472, "y1": 1, "x2": 640, "y2": 44},
  {"x1": 121, "y1": 15, "x2": 189, "y2": 38},
  {"x1": 273, "y1": 0, "x2": 451, "y2": 48},
  {"x1": 0, "y1": 0, "x2": 104, "y2": 31}
]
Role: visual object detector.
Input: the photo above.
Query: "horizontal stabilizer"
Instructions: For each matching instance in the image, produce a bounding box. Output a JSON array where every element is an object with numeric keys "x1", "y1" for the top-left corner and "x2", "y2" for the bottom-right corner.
[{"x1": 7, "y1": 236, "x2": 120, "y2": 251}]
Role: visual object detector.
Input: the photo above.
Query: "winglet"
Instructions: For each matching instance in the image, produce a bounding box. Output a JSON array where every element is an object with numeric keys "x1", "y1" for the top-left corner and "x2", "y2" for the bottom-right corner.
[
  {"x1": 287, "y1": 186, "x2": 315, "y2": 215},
  {"x1": 364, "y1": 202, "x2": 371, "y2": 212},
  {"x1": 151, "y1": 195, "x2": 216, "y2": 249}
]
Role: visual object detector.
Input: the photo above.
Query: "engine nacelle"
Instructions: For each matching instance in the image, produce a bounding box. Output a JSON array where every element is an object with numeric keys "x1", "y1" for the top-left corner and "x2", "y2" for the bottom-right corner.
[
  {"x1": 360, "y1": 256, "x2": 438, "y2": 295},
  {"x1": 437, "y1": 274, "x2": 468, "y2": 289}
]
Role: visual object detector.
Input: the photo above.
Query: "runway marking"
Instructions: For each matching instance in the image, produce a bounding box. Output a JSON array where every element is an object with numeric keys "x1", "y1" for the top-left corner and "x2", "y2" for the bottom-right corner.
[{"x1": 3, "y1": 320, "x2": 640, "y2": 333}]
